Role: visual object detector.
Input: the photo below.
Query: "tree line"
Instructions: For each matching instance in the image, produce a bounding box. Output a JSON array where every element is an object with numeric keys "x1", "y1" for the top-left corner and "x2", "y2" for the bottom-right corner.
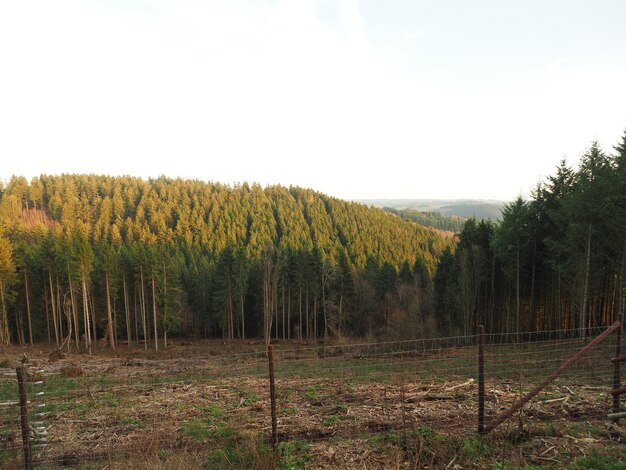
[
  {"x1": 434, "y1": 132, "x2": 626, "y2": 338},
  {"x1": 0, "y1": 176, "x2": 450, "y2": 349}
]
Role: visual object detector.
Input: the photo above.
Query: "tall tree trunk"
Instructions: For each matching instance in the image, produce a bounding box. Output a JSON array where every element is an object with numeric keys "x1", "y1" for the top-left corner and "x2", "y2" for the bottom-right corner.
[
  {"x1": 305, "y1": 286, "x2": 309, "y2": 340},
  {"x1": 163, "y1": 263, "x2": 168, "y2": 348},
  {"x1": 49, "y1": 272, "x2": 59, "y2": 347},
  {"x1": 140, "y1": 267, "x2": 147, "y2": 350},
  {"x1": 134, "y1": 287, "x2": 139, "y2": 343},
  {"x1": 240, "y1": 292, "x2": 245, "y2": 340},
  {"x1": 313, "y1": 297, "x2": 318, "y2": 340},
  {"x1": 90, "y1": 287, "x2": 97, "y2": 345},
  {"x1": 24, "y1": 272, "x2": 33, "y2": 346},
  {"x1": 581, "y1": 222, "x2": 592, "y2": 340},
  {"x1": 151, "y1": 276, "x2": 158, "y2": 351},
  {"x1": 105, "y1": 271, "x2": 115, "y2": 350},
  {"x1": 0, "y1": 280, "x2": 9, "y2": 346},
  {"x1": 67, "y1": 273, "x2": 79, "y2": 350},
  {"x1": 82, "y1": 275, "x2": 92, "y2": 354},
  {"x1": 287, "y1": 286, "x2": 291, "y2": 340},
  {"x1": 123, "y1": 271, "x2": 132, "y2": 347},
  {"x1": 298, "y1": 283, "x2": 302, "y2": 340},
  {"x1": 44, "y1": 282, "x2": 51, "y2": 345},
  {"x1": 516, "y1": 239, "x2": 520, "y2": 342},
  {"x1": 16, "y1": 305, "x2": 25, "y2": 345}
]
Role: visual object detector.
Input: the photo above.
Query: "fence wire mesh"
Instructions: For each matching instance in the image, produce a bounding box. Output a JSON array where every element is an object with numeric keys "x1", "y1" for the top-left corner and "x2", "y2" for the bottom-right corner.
[{"x1": 0, "y1": 325, "x2": 624, "y2": 469}]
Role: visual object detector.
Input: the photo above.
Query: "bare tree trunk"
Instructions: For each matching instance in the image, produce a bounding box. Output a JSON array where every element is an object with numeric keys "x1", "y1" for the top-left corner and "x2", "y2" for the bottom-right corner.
[
  {"x1": 82, "y1": 275, "x2": 92, "y2": 354},
  {"x1": 44, "y1": 282, "x2": 51, "y2": 345},
  {"x1": 151, "y1": 276, "x2": 158, "y2": 351},
  {"x1": 0, "y1": 280, "x2": 9, "y2": 346},
  {"x1": 163, "y1": 263, "x2": 168, "y2": 348},
  {"x1": 48, "y1": 272, "x2": 59, "y2": 348},
  {"x1": 305, "y1": 286, "x2": 309, "y2": 340},
  {"x1": 240, "y1": 292, "x2": 245, "y2": 340},
  {"x1": 66, "y1": 273, "x2": 79, "y2": 350},
  {"x1": 287, "y1": 286, "x2": 291, "y2": 340},
  {"x1": 123, "y1": 271, "x2": 132, "y2": 347},
  {"x1": 581, "y1": 222, "x2": 592, "y2": 340},
  {"x1": 516, "y1": 240, "x2": 520, "y2": 342},
  {"x1": 90, "y1": 288, "x2": 97, "y2": 344},
  {"x1": 298, "y1": 283, "x2": 302, "y2": 341},
  {"x1": 24, "y1": 272, "x2": 33, "y2": 346},
  {"x1": 105, "y1": 271, "x2": 115, "y2": 350},
  {"x1": 140, "y1": 267, "x2": 147, "y2": 350}
]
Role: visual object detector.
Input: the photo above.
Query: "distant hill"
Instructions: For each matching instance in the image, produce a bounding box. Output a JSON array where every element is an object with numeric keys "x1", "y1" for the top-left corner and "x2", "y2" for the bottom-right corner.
[
  {"x1": 358, "y1": 199, "x2": 505, "y2": 221},
  {"x1": 383, "y1": 207, "x2": 466, "y2": 233}
]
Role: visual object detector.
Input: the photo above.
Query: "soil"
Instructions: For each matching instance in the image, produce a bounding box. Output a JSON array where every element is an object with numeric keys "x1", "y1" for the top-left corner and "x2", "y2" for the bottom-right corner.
[{"x1": 0, "y1": 340, "x2": 624, "y2": 469}]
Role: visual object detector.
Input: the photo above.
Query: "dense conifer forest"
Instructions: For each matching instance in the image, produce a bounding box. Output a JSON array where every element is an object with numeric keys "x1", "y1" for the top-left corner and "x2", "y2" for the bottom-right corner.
[
  {"x1": 435, "y1": 133, "x2": 626, "y2": 338},
  {"x1": 0, "y1": 177, "x2": 450, "y2": 350},
  {"x1": 0, "y1": 131, "x2": 624, "y2": 351}
]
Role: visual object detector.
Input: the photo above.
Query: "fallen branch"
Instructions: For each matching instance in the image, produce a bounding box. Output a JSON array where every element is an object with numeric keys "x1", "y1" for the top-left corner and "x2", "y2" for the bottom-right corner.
[{"x1": 445, "y1": 378, "x2": 474, "y2": 391}]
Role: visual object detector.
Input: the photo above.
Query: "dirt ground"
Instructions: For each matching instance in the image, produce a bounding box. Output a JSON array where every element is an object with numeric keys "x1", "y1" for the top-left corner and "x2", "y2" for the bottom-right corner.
[{"x1": 1, "y1": 340, "x2": 625, "y2": 469}]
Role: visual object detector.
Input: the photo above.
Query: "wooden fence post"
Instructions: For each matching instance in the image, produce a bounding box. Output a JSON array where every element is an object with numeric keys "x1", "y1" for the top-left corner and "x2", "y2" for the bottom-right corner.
[
  {"x1": 16, "y1": 366, "x2": 33, "y2": 470},
  {"x1": 268, "y1": 344, "x2": 278, "y2": 448},
  {"x1": 478, "y1": 325, "x2": 485, "y2": 434}
]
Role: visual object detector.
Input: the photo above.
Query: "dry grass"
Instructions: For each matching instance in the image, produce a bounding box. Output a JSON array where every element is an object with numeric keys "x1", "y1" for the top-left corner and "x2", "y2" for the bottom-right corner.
[{"x1": 0, "y1": 338, "x2": 624, "y2": 469}]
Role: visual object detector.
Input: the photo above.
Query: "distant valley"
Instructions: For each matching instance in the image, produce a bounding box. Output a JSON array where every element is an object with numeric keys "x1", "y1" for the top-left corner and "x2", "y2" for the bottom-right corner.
[{"x1": 357, "y1": 199, "x2": 505, "y2": 222}]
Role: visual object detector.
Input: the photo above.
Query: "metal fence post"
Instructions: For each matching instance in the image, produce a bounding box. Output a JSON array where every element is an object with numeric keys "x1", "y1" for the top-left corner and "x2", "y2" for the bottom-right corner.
[{"x1": 16, "y1": 366, "x2": 33, "y2": 470}]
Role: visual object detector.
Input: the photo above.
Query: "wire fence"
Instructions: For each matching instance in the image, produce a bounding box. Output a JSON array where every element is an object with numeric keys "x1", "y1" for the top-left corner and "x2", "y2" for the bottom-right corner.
[{"x1": 0, "y1": 323, "x2": 623, "y2": 469}]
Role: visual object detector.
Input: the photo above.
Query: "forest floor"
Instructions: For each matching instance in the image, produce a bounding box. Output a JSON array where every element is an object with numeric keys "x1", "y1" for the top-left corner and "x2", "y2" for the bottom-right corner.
[{"x1": 0, "y1": 339, "x2": 625, "y2": 469}]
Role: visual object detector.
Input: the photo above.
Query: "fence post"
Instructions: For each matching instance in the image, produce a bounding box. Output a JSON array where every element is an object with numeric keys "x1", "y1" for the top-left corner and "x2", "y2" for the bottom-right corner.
[
  {"x1": 268, "y1": 344, "x2": 278, "y2": 449},
  {"x1": 612, "y1": 313, "x2": 623, "y2": 422},
  {"x1": 478, "y1": 325, "x2": 485, "y2": 434},
  {"x1": 16, "y1": 366, "x2": 33, "y2": 470}
]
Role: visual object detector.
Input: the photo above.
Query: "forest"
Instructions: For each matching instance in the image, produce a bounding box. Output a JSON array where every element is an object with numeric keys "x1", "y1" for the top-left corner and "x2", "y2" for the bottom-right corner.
[
  {"x1": 0, "y1": 130, "x2": 624, "y2": 351},
  {"x1": 435, "y1": 133, "x2": 626, "y2": 339},
  {"x1": 0, "y1": 176, "x2": 450, "y2": 351}
]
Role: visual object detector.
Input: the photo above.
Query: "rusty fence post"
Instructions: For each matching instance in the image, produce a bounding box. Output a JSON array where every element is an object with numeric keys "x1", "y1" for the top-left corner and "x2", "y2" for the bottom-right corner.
[
  {"x1": 16, "y1": 366, "x2": 33, "y2": 470},
  {"x1": 268, "y1": 344, "x2": 278, "y2": 449},
  {"x1": 478, "y1": 325, "x2": 485, "y2": 434},
  {"x1": 612, "y1": 313, "x2": 623, "y2": 422}
]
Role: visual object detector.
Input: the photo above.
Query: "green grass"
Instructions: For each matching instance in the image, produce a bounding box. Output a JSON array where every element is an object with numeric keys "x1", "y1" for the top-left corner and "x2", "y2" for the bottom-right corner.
[
  {"x1": 277, "y1": 440, "x2": 313, "y2": 470},
  {"x1": 573, "y1": 450, "x2": 626, "y2": 469},
  {"x1": 322, "y1": 415, "x2": 338, "y2": 426}
]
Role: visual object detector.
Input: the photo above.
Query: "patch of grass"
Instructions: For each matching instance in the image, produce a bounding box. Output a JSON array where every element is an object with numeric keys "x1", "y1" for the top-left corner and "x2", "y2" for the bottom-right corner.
[
  {"x1": 462, "y1": 435, "x2": 490, "y2": 459},
  {"x1": 305, "y1": 383, "x2": 322, "y2": 400},
  {"x1": 322, "y1": 415, "x2": 338, "y2": 427},
  {"x1": 181, "y1": 420, "x2": 212, "y2": 442},
  {"x1": 415, "y1": 426, "x2": 434, "y2": 438},
  {"x1": 277, "y1": 440, "x2": 312, "y2": 470},
  {"x1": 332, "y1": 403, "x2": 348, "y2": 413},
  {"x1": 204, "y1": 404, "x2": 224, "y2": 418},
  {"x1": 283, "y1": 407, "x2": 299, "y2": 415},
  {"x1": 121, "y1": 417, "x2": 141, "y2": 427},
  {"x1": 574, "y1": 450, "x2": 626, "y2": 469},
  {"x1": 232, "y1": 386, "x2": 258, "y2": 406}
]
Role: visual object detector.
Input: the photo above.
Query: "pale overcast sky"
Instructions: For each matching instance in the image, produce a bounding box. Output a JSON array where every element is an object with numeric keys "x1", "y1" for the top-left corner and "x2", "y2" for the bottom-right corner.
[{"x1": 1, "y1": 0, "x2": 625, "y2": 201}]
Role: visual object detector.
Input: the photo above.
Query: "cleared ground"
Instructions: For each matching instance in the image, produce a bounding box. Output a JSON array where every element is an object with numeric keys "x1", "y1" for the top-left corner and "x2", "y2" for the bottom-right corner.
[{"x1": 1, "y1": 337, "x2": 625, "y2": 469}]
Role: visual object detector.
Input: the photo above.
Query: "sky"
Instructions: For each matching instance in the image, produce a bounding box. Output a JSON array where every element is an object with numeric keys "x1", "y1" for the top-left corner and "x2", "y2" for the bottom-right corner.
[{"x1": 1, "y1": 0, "x2": 625, "y2": 202}]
